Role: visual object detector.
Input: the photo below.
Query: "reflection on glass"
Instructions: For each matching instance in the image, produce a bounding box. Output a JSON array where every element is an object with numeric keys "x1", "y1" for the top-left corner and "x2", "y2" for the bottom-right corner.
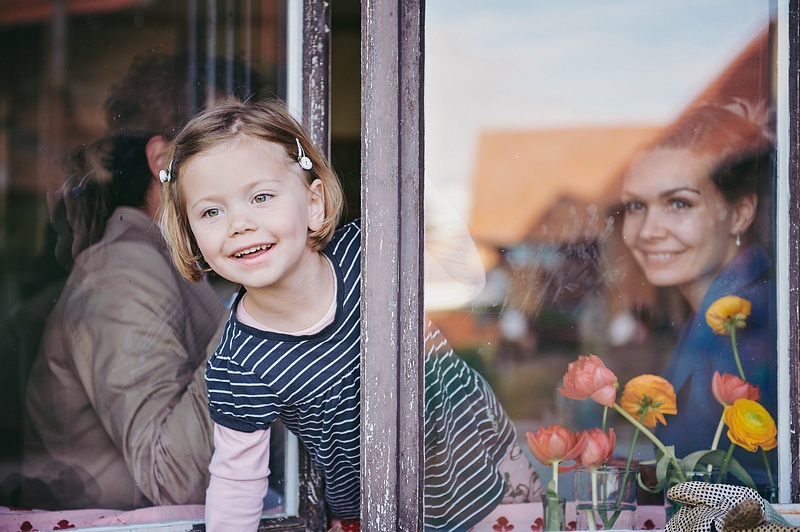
[
  {"x1": 425, "y1": 0, "x2": 776, "y2": 526},
  {"x1": 621, "y1": 105, "x2": 776, "y2": 490},
  {"x1": 0, "y1": 0, "x2": 291, "y2": 526}
]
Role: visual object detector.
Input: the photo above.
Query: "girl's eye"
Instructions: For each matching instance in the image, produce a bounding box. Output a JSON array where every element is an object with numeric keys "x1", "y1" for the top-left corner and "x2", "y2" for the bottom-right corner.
[
  {"x1": 202, "y1": 208, "x2": 220, "y2": 219},
  {"x1": 253, "y1": 193, "x2": 271, "y2": 204}
]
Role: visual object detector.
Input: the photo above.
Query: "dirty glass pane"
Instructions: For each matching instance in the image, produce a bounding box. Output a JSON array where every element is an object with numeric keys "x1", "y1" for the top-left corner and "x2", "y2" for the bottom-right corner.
[
  {"x1": 424, "y1": 1, "x2": 777, "y2": 528},
  {"x1": 0, "y1": 1, "x2": 294, "y2": 528}
]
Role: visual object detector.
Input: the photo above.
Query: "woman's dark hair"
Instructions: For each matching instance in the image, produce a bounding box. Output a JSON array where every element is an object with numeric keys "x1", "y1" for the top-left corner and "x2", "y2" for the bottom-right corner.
[
  {"x1": 109, "y1": 133, "x2": 153, "y2": 209},
  {"x1": 710, "y1": 147, "x2": 774, "y2": 204},
  {"x1": 709, "y1": 146, "x2": 776, "y2": 251}
]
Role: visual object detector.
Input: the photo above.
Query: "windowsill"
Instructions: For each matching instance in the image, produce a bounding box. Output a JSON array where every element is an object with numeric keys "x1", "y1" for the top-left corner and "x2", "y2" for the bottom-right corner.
[
  {"x1": 472, "y1": 502, "x2": 800, "y2": 532},
  {"x1": 0, "y1": 505, "x2": 289, "y2": 531},
  {"x1": 4, "y1": 503, "x2": 799, "y2": 531}
]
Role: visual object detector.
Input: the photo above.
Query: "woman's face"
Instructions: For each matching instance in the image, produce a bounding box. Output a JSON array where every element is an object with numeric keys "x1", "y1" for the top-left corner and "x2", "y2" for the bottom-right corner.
[{"x1": 621, "y1": 148, "x2": 744, "y2": 306}]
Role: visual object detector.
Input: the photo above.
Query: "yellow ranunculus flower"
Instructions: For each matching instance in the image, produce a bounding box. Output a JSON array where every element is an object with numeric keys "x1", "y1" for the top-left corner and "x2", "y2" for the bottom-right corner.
[
  {"x1": 706, "y1": 295, "x2": 752, "y2": 335},
  {"x1": 620, "y1": 374, "x2": 677, "y2": 428},
  {"x1": 723, "y1": 398, "x2": 777, "y2": 452}
]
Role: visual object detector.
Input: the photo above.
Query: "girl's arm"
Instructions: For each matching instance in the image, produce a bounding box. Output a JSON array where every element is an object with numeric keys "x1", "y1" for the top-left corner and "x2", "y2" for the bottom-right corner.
[{"x1": 206, "y1": 424, "x2": 271, "y2": 532}]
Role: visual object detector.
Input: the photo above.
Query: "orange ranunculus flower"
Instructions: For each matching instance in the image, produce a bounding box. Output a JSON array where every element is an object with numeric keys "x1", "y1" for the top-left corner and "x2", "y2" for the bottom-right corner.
[
  {"x1": 723, "y1": 398, "x2": 777, "y2": 452},
  {"x1": 558, "y1": 354, "x2": 619, "y2": 407},
  {"x1": 712, "y1": 371, "x2": 761, "y2": 407},
  {"x1": 619, "y1": 374, "x2": 677, "y2": 428},
  {"x1": 705, "y1": 295, "x2": 752, "y2": 335},
  {"x1": 575, "y1": 427, "x2": 616, "y2": 469},
  {"x1": 526, "y1": 425, "x2": 587, "y2": 466}
]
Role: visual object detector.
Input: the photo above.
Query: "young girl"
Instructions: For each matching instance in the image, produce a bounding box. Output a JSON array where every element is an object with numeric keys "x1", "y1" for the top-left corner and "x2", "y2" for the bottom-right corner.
[{"x1": 159, "y1": 100, "x2": 540, "y2": 531}]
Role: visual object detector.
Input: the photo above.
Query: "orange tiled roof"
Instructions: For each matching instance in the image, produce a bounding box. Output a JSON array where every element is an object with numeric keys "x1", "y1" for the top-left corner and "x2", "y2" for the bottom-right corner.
[
  {"x1": 468, "y1": 23, "x2": 771, "y2": 249},
  {"x1": 468, "y1": 125, "x2": 662, "y2": 247}
]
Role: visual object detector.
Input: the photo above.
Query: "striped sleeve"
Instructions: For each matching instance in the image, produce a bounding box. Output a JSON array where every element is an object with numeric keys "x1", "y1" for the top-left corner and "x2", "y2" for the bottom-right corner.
[
  {"x1": 423, "y1": 320, "x2": 516, "y2": 531},
  {"x1": 206, "y1": 316, "x2": 283, "y2": 432}
]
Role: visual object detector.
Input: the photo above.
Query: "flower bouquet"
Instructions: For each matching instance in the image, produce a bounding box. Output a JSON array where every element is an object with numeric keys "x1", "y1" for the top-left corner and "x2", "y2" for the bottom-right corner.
[{"x1": 525, "y1": 295, "x2": 777, "y2": 530}]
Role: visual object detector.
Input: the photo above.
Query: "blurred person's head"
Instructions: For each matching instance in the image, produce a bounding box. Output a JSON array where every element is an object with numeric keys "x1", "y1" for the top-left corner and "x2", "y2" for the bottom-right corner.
[
  {"x1": 620, "y1": 100, "x2": 774, "y2": 309},
  {"x1": 51, "y1": 138, "x2": 114, "y2": 269},
  {"x1": 102, "y1": 53, "x2": 269, "y2": 219}
]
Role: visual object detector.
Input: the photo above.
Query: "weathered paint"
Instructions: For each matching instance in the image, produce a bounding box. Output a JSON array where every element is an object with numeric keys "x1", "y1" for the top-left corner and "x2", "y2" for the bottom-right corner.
[{"x1": 361, "y1": 0, "x2": 424, "y2": 531}]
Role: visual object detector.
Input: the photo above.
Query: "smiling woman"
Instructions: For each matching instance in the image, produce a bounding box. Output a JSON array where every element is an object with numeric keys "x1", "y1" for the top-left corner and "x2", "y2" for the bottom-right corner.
[{"x1": 620, "y1": 102, "x2": 777, "y2": 492}]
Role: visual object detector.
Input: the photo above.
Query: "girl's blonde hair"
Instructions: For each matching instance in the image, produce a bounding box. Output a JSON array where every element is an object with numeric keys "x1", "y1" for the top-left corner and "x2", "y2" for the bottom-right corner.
[{"x1": 160, "y1": 99, "x2": 345, "y2": 283}]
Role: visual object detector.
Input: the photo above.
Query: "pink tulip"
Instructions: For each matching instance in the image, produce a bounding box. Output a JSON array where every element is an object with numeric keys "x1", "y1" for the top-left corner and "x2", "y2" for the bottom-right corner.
[
  {"x1": 526, "y1": 425, "x2": 587, "y2": 467},
  {"x1": 575, "y1": 428, "x2": 617, "y2": 469},
  {"x1": 558, "y1": 354, "x2": 619, "y2": 407},
  {"x1": 712, "y1": 371, "x2": 761, "y2": 407}
]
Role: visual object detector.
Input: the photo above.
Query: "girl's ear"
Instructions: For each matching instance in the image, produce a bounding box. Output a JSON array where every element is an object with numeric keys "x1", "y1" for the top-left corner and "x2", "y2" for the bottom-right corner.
[
  {"x1": 308, "y1": 178, "x2": 325, "y2": 232},
  {"x1": 731, "y1": 192, "x2": 757, "y2": 236}
]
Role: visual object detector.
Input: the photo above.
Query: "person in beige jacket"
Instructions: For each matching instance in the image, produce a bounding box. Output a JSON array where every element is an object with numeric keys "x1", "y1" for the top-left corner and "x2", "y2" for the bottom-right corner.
[{"x1": 20, "y1": 53, "x2": 265, "y2": 510}]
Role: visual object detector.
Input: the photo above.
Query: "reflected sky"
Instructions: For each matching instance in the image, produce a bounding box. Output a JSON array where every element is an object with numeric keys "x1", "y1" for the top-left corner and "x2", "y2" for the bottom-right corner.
[{"x1": 425, "y1": 0, "x2": 772, "y2": 213}]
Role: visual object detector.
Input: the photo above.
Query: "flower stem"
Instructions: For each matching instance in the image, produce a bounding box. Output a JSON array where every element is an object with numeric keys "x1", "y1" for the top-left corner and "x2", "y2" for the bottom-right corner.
[
  {"x1": 602, "y1": 406, "x2": 609, "y2": 432},
  {"x1": 552, "y1": 461, "x2": 559, "y2": 496},
  {"x1": 709, "y1": 414, "x2": 725, "y2": 473},
  {"x1": 588, "y1": 469, "x2": 598, "y2": 531},
  {"x1": 711, "y1": 414, "x2": 725, "y2": 451},
  {"x1": 604, "y1": 411, "x2": 645, "y2": 529},
  {"x1": 762, "y1": 449, "x2": 775, "y2": 493},
  {"x1": 612, "y1": 403, "x2": 686, "y2": 482},
  {"x1": 729, "y1": 326, "x2": 746, "y2": 380},
  {"x1": 716, "y1": 443, "x2": 735, "y2": 483}
]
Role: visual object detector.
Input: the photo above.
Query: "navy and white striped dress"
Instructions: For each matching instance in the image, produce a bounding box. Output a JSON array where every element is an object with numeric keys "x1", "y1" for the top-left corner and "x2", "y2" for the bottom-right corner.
[{"x1": 206, "y1": 219, "x2": 516, "y2": 530}]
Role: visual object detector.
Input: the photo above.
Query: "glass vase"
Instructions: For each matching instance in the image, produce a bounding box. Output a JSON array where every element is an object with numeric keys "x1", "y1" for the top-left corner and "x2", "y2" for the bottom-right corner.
[
  {"x1": 575, "y1": 466, "x2": 638, "y2": 531},
  {"x1": 541, "y1": 493, "x2": 567, "y2": 531},
  {"x1": 758, "y1": 485, "x2": 778, "y2": 504}
]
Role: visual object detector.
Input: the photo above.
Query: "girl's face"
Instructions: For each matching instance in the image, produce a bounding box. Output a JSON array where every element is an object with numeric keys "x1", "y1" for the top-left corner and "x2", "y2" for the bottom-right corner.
[
  {"x1": 181, "y1": 136, "x2": 325, "y2": 293},
  {"x1": 621, "y1": 148, "x2": 750, "y2": 308}
]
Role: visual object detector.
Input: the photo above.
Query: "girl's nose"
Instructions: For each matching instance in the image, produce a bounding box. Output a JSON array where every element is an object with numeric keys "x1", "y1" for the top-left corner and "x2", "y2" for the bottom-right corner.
[{"x1": 227, "y1": 207, "x2": 257, "y2": 236}]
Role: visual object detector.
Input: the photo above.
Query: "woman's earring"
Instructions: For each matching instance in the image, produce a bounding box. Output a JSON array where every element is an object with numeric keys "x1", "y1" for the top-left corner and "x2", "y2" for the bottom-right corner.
[{"x1": 735, "y1": 233, "x2": 741, "y2": 247}]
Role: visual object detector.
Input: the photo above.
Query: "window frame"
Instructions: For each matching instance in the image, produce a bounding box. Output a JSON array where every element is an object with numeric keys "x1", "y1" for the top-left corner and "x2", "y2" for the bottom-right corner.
[
  {"x1": 784, "y1": 0, "x2": 800, "y2": 501},
  {"x1": 358, "y1": 2, "x2": 800, "y2": 531},
  {"x1": 360, "y1": 0, "x2": 425, "y2": 530}
]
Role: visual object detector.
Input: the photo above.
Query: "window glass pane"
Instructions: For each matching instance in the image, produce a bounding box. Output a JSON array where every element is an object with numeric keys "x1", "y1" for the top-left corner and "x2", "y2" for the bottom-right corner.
[
  {"x1": 425, "y1": 1, "x2": 778, "y2": 527},
  {"x1": 0, "y1": 0, "x2": 296, "y2": 527}
]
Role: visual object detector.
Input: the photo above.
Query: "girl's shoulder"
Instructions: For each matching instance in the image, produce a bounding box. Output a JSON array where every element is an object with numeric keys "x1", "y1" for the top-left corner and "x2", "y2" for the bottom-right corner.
[
  {"x1": 334, "y1": 218, "x2": 361, "y2": 238},
  {"x1": 325, "y1": 219, "x2": 362, "y2": 257}
]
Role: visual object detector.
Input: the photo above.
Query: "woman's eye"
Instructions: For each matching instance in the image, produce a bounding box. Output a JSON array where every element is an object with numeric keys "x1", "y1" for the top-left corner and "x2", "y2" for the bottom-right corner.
[
  {"x1": 623, "y1": 201, "x2": 643, "y2": 214},
  {"x1": 668, "y1": 198, "x2": 691, "y2": 211},
  {"x1": 254, "y1": 193, "x2": 271, "y2": 204},
  {"x1": 202, "y1": 208, "x2": 220, "y2": 218}
]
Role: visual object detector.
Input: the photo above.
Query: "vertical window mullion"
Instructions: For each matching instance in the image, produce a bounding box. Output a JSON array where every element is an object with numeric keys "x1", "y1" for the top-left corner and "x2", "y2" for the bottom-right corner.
[
  {"x1": 300, "y1": 1, "x2": 330, "y2": 529},
  {"x1": 361, "y1": 0, "x2": 425, "y2": 531},
  {"x1": 785, "y1": 0, "x2": 800, "y2": 501}
]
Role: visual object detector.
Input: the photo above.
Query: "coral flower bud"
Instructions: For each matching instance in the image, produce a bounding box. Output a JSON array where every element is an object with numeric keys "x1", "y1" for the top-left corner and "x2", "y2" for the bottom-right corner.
[
  {"x1": 723, "y1": 398, "x2": 777, "y2": 452},
  {"x1": 558, "y1": 354, "x2": 619, "y2": 407},
  {"x1": 706, "y1": 295, "x2": 752, "y2": 335},
  {"x1": 526, "y1": 425, "x2": 587, "y2": 467},
  {"x1": 712, "y1": 371, "x2": 761, "y2": 407},
  {"x1": 576, "y1": 428, "x2": 616, "y2": 469},
  {"x1": 619, "y1": 374, "x2": 677, "y2": 428}
]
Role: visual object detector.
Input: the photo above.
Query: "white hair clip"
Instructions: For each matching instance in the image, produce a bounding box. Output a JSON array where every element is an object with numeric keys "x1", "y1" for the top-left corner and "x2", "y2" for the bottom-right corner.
[
  {"x1": 159, "y1": 160, "x2": 173, "y2": 183},
  {"x1": 295, "y1": 138, "x2": 313, "y2": 170}
]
